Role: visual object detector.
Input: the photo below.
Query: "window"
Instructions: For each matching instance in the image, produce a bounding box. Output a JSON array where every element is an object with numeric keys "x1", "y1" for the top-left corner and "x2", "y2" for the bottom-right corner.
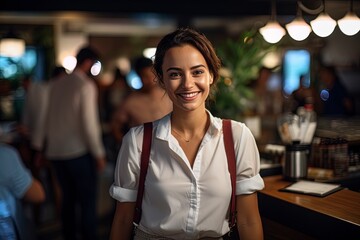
[{"x1": 283, "y1": 49, "x2": 311, "y2": 95}]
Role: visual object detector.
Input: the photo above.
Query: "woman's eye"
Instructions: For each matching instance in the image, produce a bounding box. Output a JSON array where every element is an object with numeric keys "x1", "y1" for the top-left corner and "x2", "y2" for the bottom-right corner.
[
  {"x1": 169, "y1": 72, "x2": 181, "y2": 78},
  {"x1": 193, "y1": 70, "x2": 204, "y2": 76}
]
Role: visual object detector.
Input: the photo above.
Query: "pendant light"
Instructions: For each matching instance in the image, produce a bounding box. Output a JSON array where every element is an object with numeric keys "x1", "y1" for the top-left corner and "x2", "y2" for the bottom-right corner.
[
  {"x1": 310, "y1": 1, "x2": 336, "y2": 37},
  {"x1": 0, "y1": 29, "x2": 25, "y2": 58},
  {"x1": 286, "y1": 1, "x2": 312, "y2": 41},
  {"x1": 337, "y1": 0, "x2": 360, "y2": 36},
  {"x1": 259, "y1": 0, "x2": 285, "y2": 44}
]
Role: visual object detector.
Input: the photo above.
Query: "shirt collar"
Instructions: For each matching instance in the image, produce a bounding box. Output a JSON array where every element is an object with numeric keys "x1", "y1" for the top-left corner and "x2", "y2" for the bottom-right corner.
[{"x1": 155, "y1": 110, "x2": 223, "y2": 142}]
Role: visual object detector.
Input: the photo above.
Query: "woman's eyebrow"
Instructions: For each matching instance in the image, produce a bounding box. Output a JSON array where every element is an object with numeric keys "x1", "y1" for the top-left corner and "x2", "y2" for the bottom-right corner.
[
  {"x1": 166, "y1": 67, "x2": 182, "y2": 72},
  {"x1": 191, "y1": 64, "x2": 206, "y2": 70},
  {"x1": 166, "y1": 64, "x2": 206, "y2": 72}
]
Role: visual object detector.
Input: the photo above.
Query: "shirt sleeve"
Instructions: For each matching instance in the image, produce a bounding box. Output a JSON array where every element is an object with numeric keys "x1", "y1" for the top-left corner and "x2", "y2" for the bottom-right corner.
[
  {"x1": 109, "y1": 125, "x2": 144, "y2": 202},
  {"x1": 231, "y1": 121, "x2": 265, "y2": 195},
  {"x1": 80, "y1": 81, "x2": 105, "y2": 158}
]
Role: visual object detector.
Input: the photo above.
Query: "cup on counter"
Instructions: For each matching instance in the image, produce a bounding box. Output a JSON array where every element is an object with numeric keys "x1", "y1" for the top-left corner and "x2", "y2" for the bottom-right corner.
[{"x1": 283, "y1": 144, "x2": 311, "y2": 181}]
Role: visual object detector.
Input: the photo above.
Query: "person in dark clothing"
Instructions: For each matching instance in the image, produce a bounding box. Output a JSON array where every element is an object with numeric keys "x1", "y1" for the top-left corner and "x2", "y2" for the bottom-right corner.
[
  {"x1": 290, "y1": 74, "x2": 315, "y2": 113},
  {"x1": 318, "y1": 65, "x2": 354, "y2": 117}
]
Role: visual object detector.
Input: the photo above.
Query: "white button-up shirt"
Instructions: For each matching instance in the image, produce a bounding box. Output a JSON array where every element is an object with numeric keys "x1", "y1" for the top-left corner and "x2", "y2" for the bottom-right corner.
[
  {"x1": 109, "y1": 111, "x2": 264, "y2": 239},
  {"x1": 44, "y1": 70, "x2": 105, "y2": 159}
]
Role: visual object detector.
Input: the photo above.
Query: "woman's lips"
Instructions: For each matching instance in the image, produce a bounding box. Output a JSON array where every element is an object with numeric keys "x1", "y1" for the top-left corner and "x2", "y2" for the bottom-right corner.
[{"x1": 178, "y1": 92, "x2": 199, "y2": 100}]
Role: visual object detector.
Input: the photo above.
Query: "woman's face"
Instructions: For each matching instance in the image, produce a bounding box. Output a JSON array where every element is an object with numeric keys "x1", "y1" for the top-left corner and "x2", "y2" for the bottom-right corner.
[{"x1": 161, "y1": 44, "x2": 213, "y2": 112}]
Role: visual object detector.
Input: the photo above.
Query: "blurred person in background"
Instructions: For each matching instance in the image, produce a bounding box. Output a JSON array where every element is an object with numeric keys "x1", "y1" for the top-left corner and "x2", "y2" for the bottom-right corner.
[
  {"x1": 0, "y1": 142, "x2": 45, "y2": 240},
  {"x1": 40, "y1": 46, "x2": 106, "y2": 240},
  {"x1": 21, "y1": 66, "x2": 67, "y2": 162},
  {"x1": 102, "y1": 67, "x2": 132, "y2": 165},
  {"x1": 103, "y1": 67, "x2": 132, "y2": 124},
  {"x1": 247, "y1": 66, "x2": 283, "y2": 148},
  {"x1": 19, "y1": 66, "x2": 67, "y2": 224},
  {"x1": 317, "y1": 65, "x2": 355, "y2": 117},
  {"x1": 109, "y1": 56, "x2": 172, "y2": 146},
  {"x1": 289, "y1": 74, "x2": 315, "y2": 114}
]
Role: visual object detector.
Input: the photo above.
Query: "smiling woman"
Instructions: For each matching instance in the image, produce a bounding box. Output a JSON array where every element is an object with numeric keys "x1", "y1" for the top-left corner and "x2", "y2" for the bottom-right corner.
[{"x1": 109, "y1": 27, "x2": 264, "y2": 240}]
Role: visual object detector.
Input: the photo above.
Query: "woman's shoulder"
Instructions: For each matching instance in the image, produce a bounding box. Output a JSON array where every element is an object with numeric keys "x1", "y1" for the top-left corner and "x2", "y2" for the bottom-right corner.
[
  {"x1": 218, "y1": 118, "x2": 253, "y2": 140},
  {"x1": 229, "y1": 119, "x2": 249, "y2": 132},
  {"x1": 213, "y1": 116, "x2": 246, "y2": 129}
]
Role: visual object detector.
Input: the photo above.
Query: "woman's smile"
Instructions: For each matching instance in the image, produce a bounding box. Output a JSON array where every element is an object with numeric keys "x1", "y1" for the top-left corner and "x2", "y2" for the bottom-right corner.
[{"x1": 177, "y1": 91, "x2": 200, "y2": 101}]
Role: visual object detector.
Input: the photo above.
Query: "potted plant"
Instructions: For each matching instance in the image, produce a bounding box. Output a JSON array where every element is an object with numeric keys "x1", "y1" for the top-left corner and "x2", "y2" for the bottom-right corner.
[{"x1": 208, "y1": 29, "x2": 276, "y2": 120}]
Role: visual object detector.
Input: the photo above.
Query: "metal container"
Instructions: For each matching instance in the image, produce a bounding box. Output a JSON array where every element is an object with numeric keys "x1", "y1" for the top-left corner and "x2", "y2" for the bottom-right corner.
[{"x1": 284, "y1": 144, "x2": 310, "y2": 181}]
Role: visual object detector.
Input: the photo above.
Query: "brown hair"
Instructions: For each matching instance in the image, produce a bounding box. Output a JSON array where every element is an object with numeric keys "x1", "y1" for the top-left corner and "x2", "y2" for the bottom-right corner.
[{"x1": 153, "y1": 27, "x2": 221, "y2": 93}]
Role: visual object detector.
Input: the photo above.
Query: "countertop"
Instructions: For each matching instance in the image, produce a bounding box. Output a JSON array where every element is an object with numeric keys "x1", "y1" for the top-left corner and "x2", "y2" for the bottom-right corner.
[{"x1": 258, "y1": 175, "x2": 360, "y2": 239}]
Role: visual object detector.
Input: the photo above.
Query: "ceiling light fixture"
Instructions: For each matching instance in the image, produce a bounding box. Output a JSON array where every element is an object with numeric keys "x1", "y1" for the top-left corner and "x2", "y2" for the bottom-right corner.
[
  {"x1": 0, "y1": 29, "x2": 25, "y2": 58},
  {"x1": 286, "y1": 1, "x2": 312, "y2": 41},
  {"x1": 337, "y1": 0, "x2": 360, "y2": 36},
  {"x1": 259, "y1": 0, "x2": 285, "y2": 44},
  {"x1": 310, "y1": 1, "x2": 336, "y2": 37}
]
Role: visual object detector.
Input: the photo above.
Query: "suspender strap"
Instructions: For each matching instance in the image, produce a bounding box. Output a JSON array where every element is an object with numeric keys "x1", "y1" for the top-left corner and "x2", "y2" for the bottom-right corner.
[
  {"x1": 134, "y1": 122, "x2": 153, "y2": 224},
  {"x1": 222, "y1": 119, "x2": 237, "y2": 228}
]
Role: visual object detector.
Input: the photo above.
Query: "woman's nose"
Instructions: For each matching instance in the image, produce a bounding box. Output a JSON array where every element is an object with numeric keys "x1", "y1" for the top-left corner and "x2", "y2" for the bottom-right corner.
[{"x1": 182, "y1": 73, "x2": 194, "y2": 88}]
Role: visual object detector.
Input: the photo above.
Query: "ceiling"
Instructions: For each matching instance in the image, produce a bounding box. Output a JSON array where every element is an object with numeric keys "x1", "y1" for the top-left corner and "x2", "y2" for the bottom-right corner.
[
  {"x1": 1, "y1": 0, "x2": 305, "y2": 17},
  {"x1": 0, "y1": 0, "x2": 359, "y2": 37},
  {"x1": 2, "y1": 0, "x2": 359, "y2": 16},
  {"x1": 1, "y1": 0, "x2": 360, "y2": 80},
  {"x1": 2, "y1": 1, "x2": 359, "y2": 20}
]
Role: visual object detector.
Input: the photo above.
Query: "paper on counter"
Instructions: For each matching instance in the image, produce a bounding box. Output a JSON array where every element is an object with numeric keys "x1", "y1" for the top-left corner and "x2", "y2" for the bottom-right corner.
[{"x1": 280, "y1": 180, "x2": 343, "y2": 197}]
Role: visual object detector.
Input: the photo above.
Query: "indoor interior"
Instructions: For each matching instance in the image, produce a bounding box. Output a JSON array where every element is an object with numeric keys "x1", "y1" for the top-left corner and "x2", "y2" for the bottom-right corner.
[{"x1": 1, "y1": 0, "x2": 360, "y2": 239}]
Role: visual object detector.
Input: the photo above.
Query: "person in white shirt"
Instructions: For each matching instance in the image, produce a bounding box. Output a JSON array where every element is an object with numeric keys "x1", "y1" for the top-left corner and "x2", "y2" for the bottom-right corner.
[
  {"x1": 109, "y1": 28, "x2": 264, "y2": 240},
  {"x1": 43, "y1": 46, "x2": 106, "y2": 240}
]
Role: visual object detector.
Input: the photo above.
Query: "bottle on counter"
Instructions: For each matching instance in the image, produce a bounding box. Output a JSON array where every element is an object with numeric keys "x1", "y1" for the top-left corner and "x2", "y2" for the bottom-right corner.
[{"x1": 298, "y1": 103, "x2": 317, "y2": 144}]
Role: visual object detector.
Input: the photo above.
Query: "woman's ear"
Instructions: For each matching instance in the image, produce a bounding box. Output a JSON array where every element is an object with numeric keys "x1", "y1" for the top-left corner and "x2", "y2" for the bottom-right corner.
[
  {"x1": 157, "y1": 77, "x2": 166, "y2": 89},
  {"x1": 209, "y1": 75, "x2": 214, "y2": 84}
]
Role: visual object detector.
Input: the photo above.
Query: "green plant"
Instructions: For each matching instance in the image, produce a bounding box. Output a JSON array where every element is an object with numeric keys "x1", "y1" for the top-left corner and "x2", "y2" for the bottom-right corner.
[{"x1": 209, "y1": 29, "x2": 276, "y2": 120}]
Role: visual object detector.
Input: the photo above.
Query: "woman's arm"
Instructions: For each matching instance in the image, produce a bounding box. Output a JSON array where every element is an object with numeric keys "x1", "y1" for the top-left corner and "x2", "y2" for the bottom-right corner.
[
  {"x1": 110, "y1": 201, "x2": 136, "y2": 240},
  {"x1": 236, "y1": 192, "x2": 263, "y2": 240}
]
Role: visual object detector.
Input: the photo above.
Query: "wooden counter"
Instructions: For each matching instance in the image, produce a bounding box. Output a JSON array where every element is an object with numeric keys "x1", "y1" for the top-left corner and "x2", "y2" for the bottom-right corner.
[{"x1": 258, "y1": 175, "x2": 360, "y2": 239}]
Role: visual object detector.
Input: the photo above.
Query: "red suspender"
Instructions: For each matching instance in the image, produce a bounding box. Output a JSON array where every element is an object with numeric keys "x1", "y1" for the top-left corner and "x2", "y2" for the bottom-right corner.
[
  {"x1": 134, "y1": 122, "x2": 152, "y2": 225},
  {"x1": 222, "y1": 119, "x2": 237, "y2": 228}
]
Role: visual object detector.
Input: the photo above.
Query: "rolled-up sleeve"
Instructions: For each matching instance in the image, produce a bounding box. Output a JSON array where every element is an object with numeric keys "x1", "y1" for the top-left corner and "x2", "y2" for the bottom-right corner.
[
  {"x1": 109, "y1": 184, "x2": 137, "y2": 202},
  {"x1": 109, "y1": 125, "x2": 144, "y2": 202},
  {"x1": 236, "y1": 174, "x2": 264, "y2": 195},
  {"x1": 232, "y1": 121, "x2": 265, "y2": 195}
]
